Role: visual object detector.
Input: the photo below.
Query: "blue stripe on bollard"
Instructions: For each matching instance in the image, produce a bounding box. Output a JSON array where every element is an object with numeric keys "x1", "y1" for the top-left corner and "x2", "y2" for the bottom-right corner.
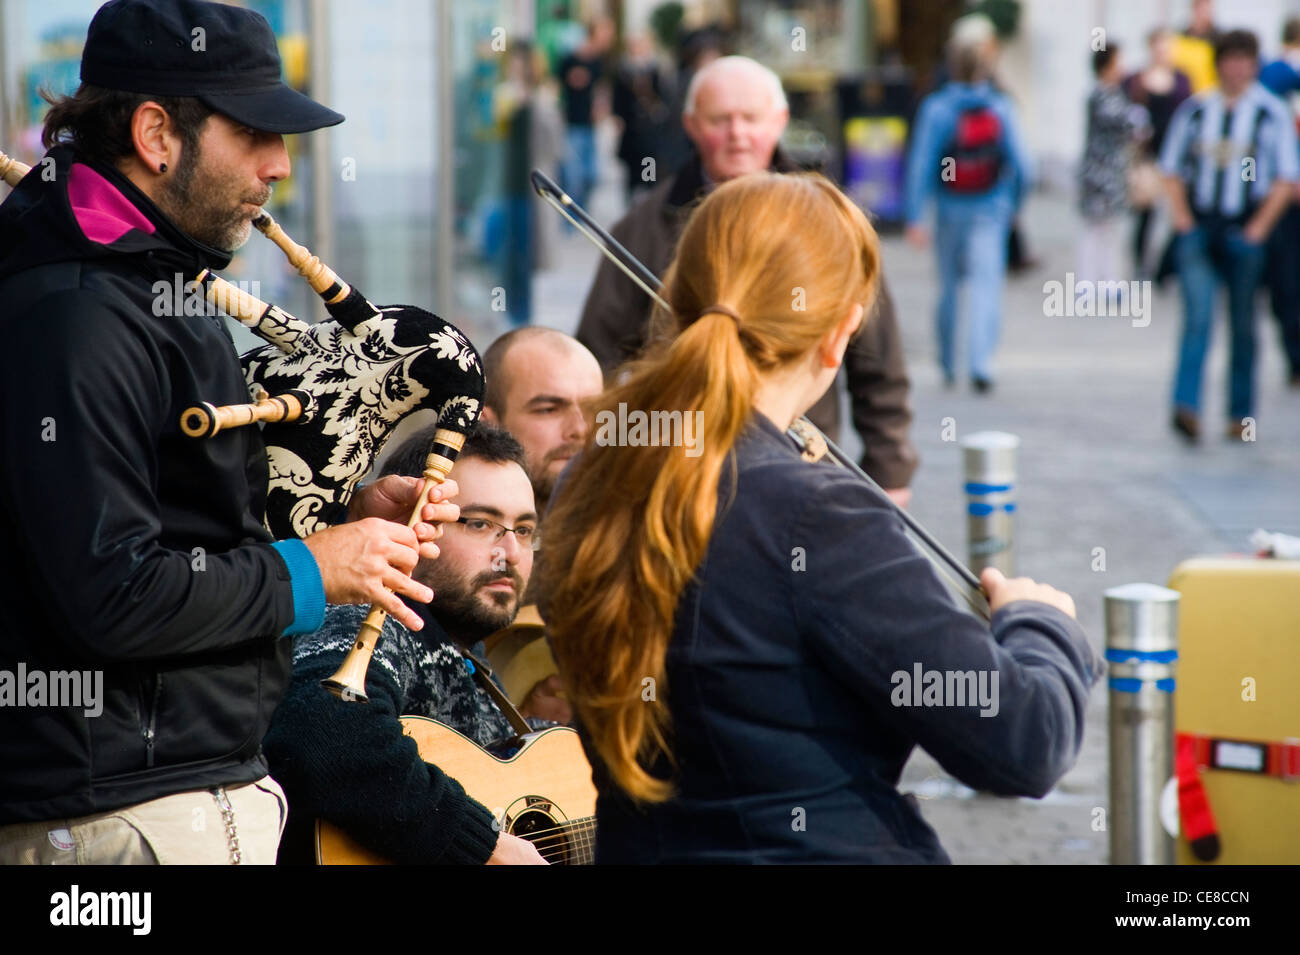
[
  {"x1": 964, "y1": 482, "x2": 1014, "y2": 495},
  {"x1": 1104, "y1": 648, "x2": 1179, "y2": 664},
  {"x1": 967, "y1": 502, "x2": 1016, "y2": 516},
  {"x1": 1109, "y1": 677, "x2": 1176, "y2": 693}
]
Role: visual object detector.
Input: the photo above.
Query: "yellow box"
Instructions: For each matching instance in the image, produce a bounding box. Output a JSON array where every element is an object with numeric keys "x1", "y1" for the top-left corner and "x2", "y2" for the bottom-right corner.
[{"x1": 1168, "y1": 557, "x2": 1300, "y2": 864}]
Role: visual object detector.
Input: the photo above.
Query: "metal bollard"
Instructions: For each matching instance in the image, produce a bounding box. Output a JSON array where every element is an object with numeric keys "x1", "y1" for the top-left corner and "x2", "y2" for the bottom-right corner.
[
  {"x1": 1106, "y1": 582, "x2": 1180, "y2": 865},
  {"x1": 961, "y1": 431, "x2": 1019, "y2": 575}
]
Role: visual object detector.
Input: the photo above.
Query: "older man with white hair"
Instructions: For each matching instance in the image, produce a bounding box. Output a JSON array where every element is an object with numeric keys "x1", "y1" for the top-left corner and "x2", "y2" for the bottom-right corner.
[{"x1": 576, "y1": 55, "x2": 918, "y2": 501}]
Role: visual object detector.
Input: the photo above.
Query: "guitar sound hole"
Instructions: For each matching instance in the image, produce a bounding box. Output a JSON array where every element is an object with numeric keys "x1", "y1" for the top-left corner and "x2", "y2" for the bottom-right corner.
[{"x1": 511, "y1": 808, "x2": 571, "y2": 865}]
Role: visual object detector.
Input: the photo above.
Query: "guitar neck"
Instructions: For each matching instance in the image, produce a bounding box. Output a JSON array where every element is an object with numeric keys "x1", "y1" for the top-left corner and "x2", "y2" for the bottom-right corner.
[{"x1": 544, "y1": 815, "x2": 597, "y2": 866}]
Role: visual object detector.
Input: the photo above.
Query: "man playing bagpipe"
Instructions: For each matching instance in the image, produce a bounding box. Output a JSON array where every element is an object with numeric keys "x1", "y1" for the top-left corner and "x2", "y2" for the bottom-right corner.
[{"x1": 0, "y1": 0, "x2": 452, "y2": 865}]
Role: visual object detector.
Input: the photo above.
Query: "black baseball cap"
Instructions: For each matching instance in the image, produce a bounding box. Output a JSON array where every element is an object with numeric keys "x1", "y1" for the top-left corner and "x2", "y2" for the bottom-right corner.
[{"x1": 80, "y1": 0, "x2": 344, "y2": 134}]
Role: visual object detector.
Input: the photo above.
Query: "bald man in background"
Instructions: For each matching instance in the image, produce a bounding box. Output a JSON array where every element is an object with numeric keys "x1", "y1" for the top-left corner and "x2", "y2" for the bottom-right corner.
[
  {"x1": 480, "y1": 327, "x2": 603, "y2": 513},
  {"x1": 576, "y1": 55, "x2": 918, "y2": 503},
  {"x1": 479, "y1": 327, "x2": 603, "y2": 723}
]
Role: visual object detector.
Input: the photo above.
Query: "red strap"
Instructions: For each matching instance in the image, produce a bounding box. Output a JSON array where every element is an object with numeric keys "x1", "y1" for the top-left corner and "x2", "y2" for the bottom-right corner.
[
  {"x1": 1176, "y1": 733, "x2": 1222, "y2": 862},
  {"x1": 1180, "y1": 731, "x2": 1300, "y2": 780},
  {"x1": 1268, "y1": 740, "x2": 1300, "y2": 781}
]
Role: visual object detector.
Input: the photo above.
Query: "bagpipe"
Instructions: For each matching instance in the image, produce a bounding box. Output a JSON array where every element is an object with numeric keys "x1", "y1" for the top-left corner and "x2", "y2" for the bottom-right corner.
[
  {"x1": 2, "y1": 149, "x2": 484, "y2": 699},
  {"x1": 195, "y1": 213, "x2": 482, "y2": 540},
  {"x1": 200, "y1": 214, "x2": 485, "y2": 701}
]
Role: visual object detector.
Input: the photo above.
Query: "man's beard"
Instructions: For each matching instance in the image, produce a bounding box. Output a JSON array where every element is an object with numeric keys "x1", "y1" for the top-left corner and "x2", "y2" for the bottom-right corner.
[
  {"x1": 532, "y1": 468, "x2": 559, "y2": 512},
  {"x1": 532, "y1": 442, "x2": 583, "y2": 509},
  {"x1": 418, "y1": 563, "x2": 526, "y2": 644},
  {"x1": 157, "y1": 146, "x2": 270, "y2": 253}
]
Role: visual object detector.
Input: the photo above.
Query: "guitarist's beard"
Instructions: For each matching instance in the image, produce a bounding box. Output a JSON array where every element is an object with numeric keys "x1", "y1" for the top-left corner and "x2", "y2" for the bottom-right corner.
[{"x1": 417, "y1": 563, "x2": 526, "y2": 647}]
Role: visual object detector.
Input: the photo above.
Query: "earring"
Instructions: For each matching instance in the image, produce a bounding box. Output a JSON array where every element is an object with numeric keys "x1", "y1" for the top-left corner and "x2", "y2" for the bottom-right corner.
[{"x1": 159, "y1": 162, "x2": 168, "y2": 173}]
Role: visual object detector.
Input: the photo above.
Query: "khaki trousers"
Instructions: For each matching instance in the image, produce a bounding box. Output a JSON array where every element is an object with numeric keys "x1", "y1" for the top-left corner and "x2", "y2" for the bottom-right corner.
[{"x1": 0, "y1": 776, "x2": 287, "y2": 865}]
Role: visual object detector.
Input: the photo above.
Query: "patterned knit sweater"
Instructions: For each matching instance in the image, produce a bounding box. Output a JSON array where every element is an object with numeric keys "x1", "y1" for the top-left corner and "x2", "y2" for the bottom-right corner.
[{"x1": 263, "y1": 602, "x2": 514, "y2": 864}]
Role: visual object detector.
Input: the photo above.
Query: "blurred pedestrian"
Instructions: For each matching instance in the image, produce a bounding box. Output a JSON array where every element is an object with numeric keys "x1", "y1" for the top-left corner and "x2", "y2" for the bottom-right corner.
[
  {"x1": 660, "y1": 25, "x2": 726, "y2": 181},
  {"x1": 905, "y1": 17, "x2": 1032, "y2": 393},
  {"x1": 932, "y1": 14, "x2": 1038, "y2": 274},
  {"x1": 1161, "y1": 29, "x2": 1299, "y2": 441},
  {"x1": 493, "y1": 41, "x2": 552, "y2": 325},
  {"x1": 557, "y1": 17, "x2": 614, "y2": 217},
  {"x1": 527, "y1": 46, "x2": 567, "y2": 274},
  {"x1": 537, "y1": 4, "x2": 585, "y2": 74},
  {"x1": 612, "y1": 32, "x2": 672, "y2": 203},
  {"x1": 1125, "y1": 28, "x2": 1192, "y2": 277},
  {"x1": 956, "y1": 16, "x2": 1034, "y2": 274},
  {"x1": 1079, "y1": 42, "x2": 1147, "y2": 302},
  {"x1": 1171, "y1": 0, "x2": 1220, "y2": 94},
  {"x1": 1258, "y1": 17, "x2": 1300, "y2": 386}
]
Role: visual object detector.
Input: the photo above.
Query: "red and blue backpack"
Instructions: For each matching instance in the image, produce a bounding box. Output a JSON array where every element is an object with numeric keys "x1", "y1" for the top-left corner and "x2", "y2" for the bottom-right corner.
[{"x1": 939, "y1": 105, "x2": 1007, "y2": 194}]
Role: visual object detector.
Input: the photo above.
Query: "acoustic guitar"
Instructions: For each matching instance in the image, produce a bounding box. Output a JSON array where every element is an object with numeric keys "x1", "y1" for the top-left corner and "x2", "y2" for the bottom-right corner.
[{"x1": 315, "y1": 716, "x2": 597, "y2": 865}]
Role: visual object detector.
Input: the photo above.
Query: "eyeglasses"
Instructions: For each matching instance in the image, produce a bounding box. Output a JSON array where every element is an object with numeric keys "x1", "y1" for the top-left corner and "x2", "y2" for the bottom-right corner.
[{"x1": 454, "y1": 516, "x2": 540, "y2": 550}]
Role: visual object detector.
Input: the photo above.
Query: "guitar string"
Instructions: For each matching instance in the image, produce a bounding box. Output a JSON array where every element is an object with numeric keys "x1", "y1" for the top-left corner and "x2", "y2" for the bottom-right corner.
[
  {"x1": 522, "y1": 831, "x2": 595, "y2": 852},
  {"x1": 522, "y1": 827, "x2": 593, "y2": 850},
  {"x1": 519, "y1": 831, "x2": 593, "y2": 859},
  {"x1": 542, "y1": 840, "x2": 586, "y2": 862},
  {"x1": 505, "y1": 816, "x2": 596, "y2": 841},
  {"x1": 536, "y1": 837, "x2": 595, "y2": 864},
  {"x1": 536, "y1": 843, "x2": 593, "y2": 864},
  {"x1": 517, "y1": 819, "x2": 596, "y2": 863},
  {"x1": 515, "y1": 825, "x2": 594, "y2": 863}
]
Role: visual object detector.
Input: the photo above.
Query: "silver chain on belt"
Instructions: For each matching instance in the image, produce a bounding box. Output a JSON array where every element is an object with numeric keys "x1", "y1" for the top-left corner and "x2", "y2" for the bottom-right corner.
[{"x1": 210, "y1": 786, "x2": 242, "y2": 865}]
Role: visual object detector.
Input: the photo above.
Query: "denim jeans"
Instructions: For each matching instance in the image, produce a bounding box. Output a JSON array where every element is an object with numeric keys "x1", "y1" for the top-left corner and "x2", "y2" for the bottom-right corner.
[
  {"x1": 1173, "y1": 224, "x2": 1268, "y2": 419},
  {"x1": 561, "y1": 124, "x2": 598, "y2": 215},
  {"x1": 934, "y1": 213, "x2": 1010, "y2": 380}
]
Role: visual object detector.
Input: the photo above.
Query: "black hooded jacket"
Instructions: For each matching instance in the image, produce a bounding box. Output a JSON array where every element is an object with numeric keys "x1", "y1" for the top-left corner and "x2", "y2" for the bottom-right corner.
[{"x1": 0, "y1": 146, "x2": 301, "y2": 823}]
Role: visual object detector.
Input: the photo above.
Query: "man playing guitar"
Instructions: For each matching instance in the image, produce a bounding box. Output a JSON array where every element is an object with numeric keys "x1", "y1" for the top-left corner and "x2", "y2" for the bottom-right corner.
[{"x1": 264, "y1": 425, "x2": 548, "y2": 865}]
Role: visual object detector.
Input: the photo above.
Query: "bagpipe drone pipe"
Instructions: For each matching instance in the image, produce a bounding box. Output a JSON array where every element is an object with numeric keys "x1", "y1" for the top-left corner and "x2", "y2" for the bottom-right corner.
[{"x1": 3, "y1": 147, "x2": 484, "y2": 542}]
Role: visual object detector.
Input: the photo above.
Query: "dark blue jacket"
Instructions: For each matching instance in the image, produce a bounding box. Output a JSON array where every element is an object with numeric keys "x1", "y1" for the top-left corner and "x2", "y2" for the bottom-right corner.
[{"x1": 589, "y1": 413, "x2": 1103, "y2": 863}]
